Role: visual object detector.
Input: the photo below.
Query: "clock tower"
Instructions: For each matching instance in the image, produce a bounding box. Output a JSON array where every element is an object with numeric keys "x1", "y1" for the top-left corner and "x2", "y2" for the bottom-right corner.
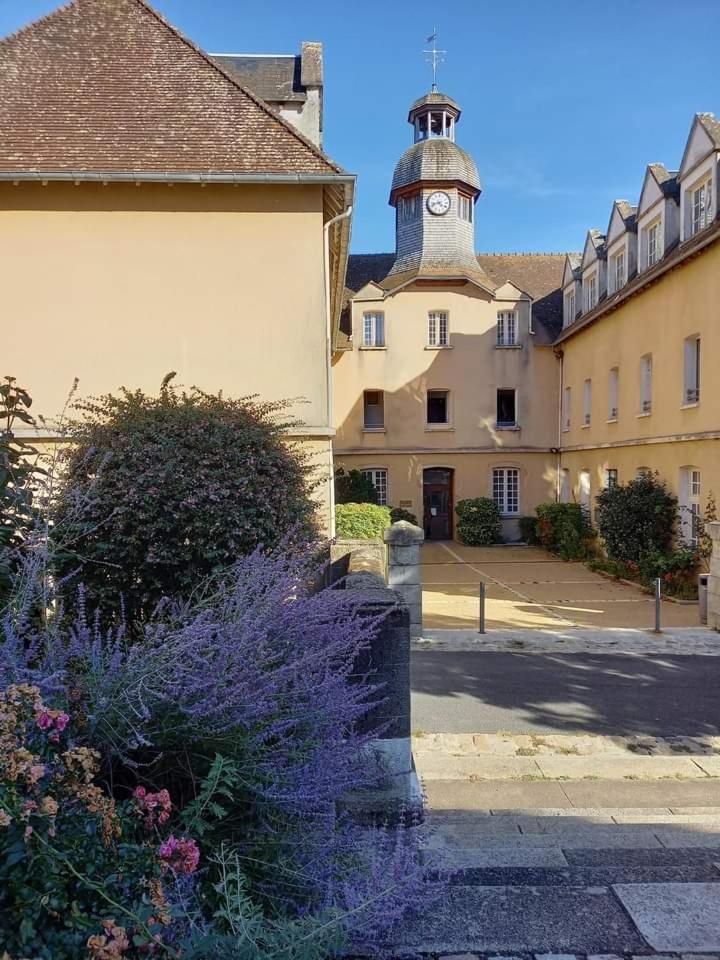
[{"x1": 388, "y1": 91, "x2": 482, "y2": 277}]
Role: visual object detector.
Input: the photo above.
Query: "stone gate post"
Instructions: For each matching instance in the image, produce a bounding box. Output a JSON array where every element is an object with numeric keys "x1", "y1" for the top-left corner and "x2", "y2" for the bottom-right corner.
[
  {"x1": 707, "y1": 521, "x2": 720, "y2": 630},
  {"x1": 384, "y1": 520, "x2": 425, "y2": 640}
]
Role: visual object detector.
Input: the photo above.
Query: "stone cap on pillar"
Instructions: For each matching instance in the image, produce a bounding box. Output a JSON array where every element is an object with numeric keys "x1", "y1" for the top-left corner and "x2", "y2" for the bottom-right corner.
[
  {"x1": 384, "y1": 520, "x2": 425, "y2": 546},
  {"x1": 708, "y1": 521, "x2": 720, "y2": 543}
]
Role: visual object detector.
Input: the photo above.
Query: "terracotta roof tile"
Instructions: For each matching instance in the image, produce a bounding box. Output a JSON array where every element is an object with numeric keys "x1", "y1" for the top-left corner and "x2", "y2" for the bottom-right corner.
[{"x1": 0, "y1": 0, "x2": 343, "y2": 176}]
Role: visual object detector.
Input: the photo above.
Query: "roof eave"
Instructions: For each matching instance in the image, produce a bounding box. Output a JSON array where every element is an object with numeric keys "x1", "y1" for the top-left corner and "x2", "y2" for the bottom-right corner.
[{"x1": 0, "y1": 170, "x2": 356, "y2": 185}]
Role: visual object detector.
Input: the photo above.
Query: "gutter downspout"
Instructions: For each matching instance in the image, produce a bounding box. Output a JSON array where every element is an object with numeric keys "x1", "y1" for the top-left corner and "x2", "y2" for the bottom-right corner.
[
  {"x1": 555, "y1": 348, "x2": 564, "y2": 502},
  {"x1": 323, "y1": 203, "x2": 353, "y2": 540}
]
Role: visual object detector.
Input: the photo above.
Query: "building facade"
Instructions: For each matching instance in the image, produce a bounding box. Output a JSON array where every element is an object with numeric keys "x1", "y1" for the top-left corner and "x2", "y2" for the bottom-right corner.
[
  {"x1": 332, "y1": 91, "x2": 564, "y2": 540},
  {"x1": 1, "y1": 0, "x2": 353, "y2": 535},
  {"x1": 556, "y1": 113, "x2": 720, "y2": 544}
]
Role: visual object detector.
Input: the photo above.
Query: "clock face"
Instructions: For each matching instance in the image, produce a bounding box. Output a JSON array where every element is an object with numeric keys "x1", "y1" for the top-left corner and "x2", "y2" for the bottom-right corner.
[{"x1": 427, "y1": 191, "x2": 451, "y2": 216}]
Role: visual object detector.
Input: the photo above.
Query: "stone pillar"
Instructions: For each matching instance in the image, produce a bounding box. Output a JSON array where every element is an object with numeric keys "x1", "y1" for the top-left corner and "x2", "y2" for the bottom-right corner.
[
  {"x1": 384, "y1": 520, "x2": 425, "y2": 640},
  {"x1": 707, "y1": 521, "x2": 720, "y2": 631}
]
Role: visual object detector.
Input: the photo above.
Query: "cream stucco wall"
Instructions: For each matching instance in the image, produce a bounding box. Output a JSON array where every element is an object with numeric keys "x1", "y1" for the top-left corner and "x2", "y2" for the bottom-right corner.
[
  {"x1": 332, "y1": 280, "x2": 560, "y2": 536},
  {"x1": 559, "y1": 240, "x2": 720, "y2": 523},
  {"x1": 3, "y1": 181, "x2": 334, "y2": 532}
]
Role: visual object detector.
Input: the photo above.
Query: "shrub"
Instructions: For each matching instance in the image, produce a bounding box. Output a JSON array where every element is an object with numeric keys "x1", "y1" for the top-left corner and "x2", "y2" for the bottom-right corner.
[
  {"x1": 334, "y1": 468, "x2": 378, "y2": 504},
  {"x1": 335, "y1": 502, "x2": 392, "y2": 539},
  {"x1": 518, "y1": 515, "x2": 539, "y2": 544},
  {"x1": 390, "y1": 506, "x2": 418, "y2": 526},
  {"x1": 535, "y1": 502, "x2": 593, "y2": 560},
  {"x1": 455, "y1": 497, "x2": 501, "y2": 545},
  {"x1": 1, "y1": 547, "x2": 427, "y2": 955},
  {"x1": 52, "y1": 375, "x2": 317, "y2": 626},
  {"x1": 638, "y1": 546, "x2": 700, "y2": 599},
  {"x1": 595, "y1": 472, "x2": 677, "y2": 564}
]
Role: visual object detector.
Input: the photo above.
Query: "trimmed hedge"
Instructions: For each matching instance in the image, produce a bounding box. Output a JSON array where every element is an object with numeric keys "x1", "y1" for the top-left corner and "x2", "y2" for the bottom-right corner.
[
  {"x1": 535, "y1": 502, "x2": 593, "y2": 560},
  {"x1": 455, "y1": 497, "x2": 501, "y2": 546},
  {"x1": 335, "y1": 502, "x2": 392, "y2": 539},
  {"x1": 594, "y1": 472, "x2": 677, "y2": 564}
]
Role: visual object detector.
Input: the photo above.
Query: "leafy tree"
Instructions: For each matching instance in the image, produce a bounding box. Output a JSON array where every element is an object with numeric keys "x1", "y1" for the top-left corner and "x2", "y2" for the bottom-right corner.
[
  {"x1": 53, "y1": 374, "x2": 318, "y2": 625},
  {"x1": 0, "y1": 377, "x2": 44, "y2": 604},
  {"x1": 595, "y1": 472, "x2": 677, "y2": 564},
  {"x1": 334, "y1": 468, "x2": 378, "y2": 504}
]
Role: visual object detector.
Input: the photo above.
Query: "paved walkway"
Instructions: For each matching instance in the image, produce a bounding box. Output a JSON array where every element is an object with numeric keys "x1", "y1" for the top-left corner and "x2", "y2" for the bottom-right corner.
[{"x1": 421, "y1": 542, "x2": 701, "y2": 630}]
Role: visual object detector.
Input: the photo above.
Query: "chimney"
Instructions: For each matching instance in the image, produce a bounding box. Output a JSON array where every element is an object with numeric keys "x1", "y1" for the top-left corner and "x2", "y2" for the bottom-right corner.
[{"x1": 300, "y1": 41, "x2": 323, "y2": 147}]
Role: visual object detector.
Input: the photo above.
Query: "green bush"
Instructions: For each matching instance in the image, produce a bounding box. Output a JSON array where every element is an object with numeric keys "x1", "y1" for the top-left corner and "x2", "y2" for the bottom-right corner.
[
  {"x1": 52, "y1": 374, "x2": 317, "y2": 627},
  {"x1": 535, "y1": 502, "x2": 593, "y2": 560},
  {"x1": 455, "y1": 497, "x2": 501, "y2": 546},
  {"x1": 595, "y1": 472, "x2": 677, "y2": 564},
  {"x1": 518, "y1": 516, "x2": 539, "y2": 544},
  {"x1": 334, "y1": 468, "x2": 377, "y2": 505},
  {"x1": 390, "y1": 506, "x2": 418, "y2": 526},
  {"x1": 638, "y1": 546, "x2": 700, "y2": 599},
  {"x1": 335, "y1": 502, "x2": 392, "y2": 539}
]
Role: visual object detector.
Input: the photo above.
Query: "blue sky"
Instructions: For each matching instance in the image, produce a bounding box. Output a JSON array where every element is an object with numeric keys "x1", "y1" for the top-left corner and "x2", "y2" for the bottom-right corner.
[{"x1": 2, "y1": 0, "x2": 719, "y2": 254}]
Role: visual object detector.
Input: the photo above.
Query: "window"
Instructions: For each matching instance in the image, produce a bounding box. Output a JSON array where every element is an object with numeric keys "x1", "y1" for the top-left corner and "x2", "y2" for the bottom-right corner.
[
  {"x1": 562, "y1": 386, "x2": 571, "y2": 432},
  {"x1": 608, "y1": 367, "x2": 619, "y2": 420},
  {"x1": 691, "y1": 179, "x2": 713, "y2": 235},
  {"x1": 493, "y1": 467, "x2": 519, "y2": 515},
  {"x1": 496, "y1": 311, "x2": 517, "y2": 346},
  {"x1": 640, "y1": 354, "x2": 652, "y2": 413},
  {"x1": 427, "y1": 311, "x2": 449, "y2": 347},
  {"x1": 584, "y1": 273, "x2": 597, "y2": 311},
  {"x1": 399, "y1": 194, "x2": 420, "y2": 222},
  {"x1": 582, "y1": 379, "x2": 592, "y2": 426},
  {"x1": 605, "y1": 468, "x2": 618, "y2": 489},
  {"x1": 564, "y1": 290, "x2": 576, "y2": 327},
  {"x1": 579, "y1": 470, "x2": 591, "y2": 519},
  {"x1": 496, "y1": 389, "x2": 517, "y2": 428},
  {"x1": 363, "y1": 390, "x2": 384, "y2": 429},
  {"x1": 683, "y1": 335, "x2": 701, "y2": 404},
  {"x1": 645, "y1": 219, "x2": 661, "y2": 267},
  {"x1": 426, "y1": 389, "x2": 449, "y2": 425},
  {"x1": 361, "y1": 468, "x2": 388, "y2": 506},
  {"x1": 362, "y1": 311, "x2": 385, "y2": 348},
  {"x1": 612, "y1": 249, "x2": 625, "y2": 292},
  {"x1": 636, "y1": 466, "x2": 651, "y2": 478},
  {"x1": 458, "y1": 195, "x2": 473, "y2": 222},
  {"x1": 680, "y1": 467, "x2": 702, "y2": 546},
  {"x1": 560, "y1": 468, "x2": 571, "y2": 503}
]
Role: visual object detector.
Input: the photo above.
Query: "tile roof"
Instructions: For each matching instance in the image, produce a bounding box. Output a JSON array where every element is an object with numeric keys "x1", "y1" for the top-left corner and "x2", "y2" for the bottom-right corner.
[
  {"x1": 346, "y1": 252, "x2": 569, "y2": 343},
  {"x1": 0, "y1": 0, "x2": 343, "y2": 176},
  {"x1": 212, "y1": 54, "x2": 307, "y2": 103},
  {"x1": 698, "y1": 112, "x2": 720, "y2": 149}
]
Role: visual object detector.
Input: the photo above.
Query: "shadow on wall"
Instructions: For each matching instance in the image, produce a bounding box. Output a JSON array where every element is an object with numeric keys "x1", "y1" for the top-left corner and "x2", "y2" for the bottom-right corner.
[{"x1": 410, "y1": 649, "x2": 720, "y2": 737}]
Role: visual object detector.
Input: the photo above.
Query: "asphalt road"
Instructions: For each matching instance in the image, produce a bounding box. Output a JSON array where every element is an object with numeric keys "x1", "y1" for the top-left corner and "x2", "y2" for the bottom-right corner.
[{"x1": 411, "y1": 651, "x2": 720, "y2": 736}]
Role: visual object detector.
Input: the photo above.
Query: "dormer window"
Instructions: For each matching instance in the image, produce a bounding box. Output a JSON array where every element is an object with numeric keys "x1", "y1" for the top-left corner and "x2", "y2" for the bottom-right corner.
[
  {"x1": 691, "y1": 178, "x2": 713, "y2": 235},
  {"x1": 564, "y1": 290, "x2": 576, "y2": 327},
  {"x1": 584, "y1": 273, "x2": 598, "y2": 311},
  {"x1": 646, "y1": 220, "x2": 661, "y2": 267}
]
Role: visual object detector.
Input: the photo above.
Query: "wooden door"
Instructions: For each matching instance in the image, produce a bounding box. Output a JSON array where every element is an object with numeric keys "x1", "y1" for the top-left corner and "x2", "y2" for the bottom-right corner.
[{"x1": 423, "y1": 468, "x2": 453, "y2": 540}]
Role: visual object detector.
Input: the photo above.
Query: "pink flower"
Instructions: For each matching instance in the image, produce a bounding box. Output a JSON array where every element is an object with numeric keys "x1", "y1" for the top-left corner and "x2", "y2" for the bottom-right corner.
[
  {"x1": 24, "y1": 825, "x2": 33, "y2": 839},
  {"x1": 134, "y1": 786, "x2": 172, "y2": 830},
  {"x1": 36, "y1": 711, "x2": 53, "y2": 731},
  {"x1": 54, "y1": 712, "x2": 70, "y2": 732},
  {"x1": 28, "y1": 765, "x2": 46, "y2": 785},
  {"x1": 158, "y1": 835, "x2": 199, "y2": 876}
]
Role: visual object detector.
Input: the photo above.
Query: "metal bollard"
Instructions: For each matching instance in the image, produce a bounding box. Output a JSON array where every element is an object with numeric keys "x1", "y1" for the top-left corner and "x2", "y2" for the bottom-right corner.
[
  {"x1": 653, "y1": 577, "x2": 662, "y2": 633},
  {"x1": 479, "y1": 580, "x2": 486, "y2": 634}
]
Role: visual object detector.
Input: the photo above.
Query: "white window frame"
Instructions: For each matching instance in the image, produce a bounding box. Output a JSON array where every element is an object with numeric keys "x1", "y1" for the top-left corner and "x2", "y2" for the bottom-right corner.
[
  {"x1": 496, "y1": 311, "x2": 517, "y2": 346},
  {"x1": 605, "y1": 468, "x2": 618, "y2": 489},
  {"x1": 361, "y1": 468, "x2": 388, "y2": 507},
  {"x1": 683, "y1": 335, "x2": 701, "y2": 404},
  {"x1": 427, "y1": 311, "x2": 449, "y2": 347},
  {"x1": 458, "y1": 194, "x2": 473, "y2": 223},
  {"x1": 640, "y1": 353, "x2": 652, "y2": 414},
  {"x1": 564, "y1": 290, "x2": 576, "y2": 328},
  {"x1": 584, "y1": 273, "x2": 598, "y2": 311},
  {"x1": 492, "y1": 467, "x2": 520, "y2": 516},
  {"x1": 608, "y1": 367, "x2": 619, "y2": 420},
  {"x1": 562, "y1": 386, "x2": 571, "y2": 432},
  {"x1": 680, "y1": 466, "x2": 702, "y2": 546},
  {"x1": 644, "y1": 218, "x2": 662, "y2": 268},
  {"x1": 691, "y1": 178, "x2": 713, "y2": 235},
  {"x1": 363, "y1": 390, "x2": 385, "y2": 430},
  {"x1": 612, "y1": 249, "x2": 625, "y2": 292},
  {"x1": 582, "y1": 379, "x2": 592, "y2": 426},
  {"x1": 362, "y1": 311, "x2": 385, "y2": 348}
]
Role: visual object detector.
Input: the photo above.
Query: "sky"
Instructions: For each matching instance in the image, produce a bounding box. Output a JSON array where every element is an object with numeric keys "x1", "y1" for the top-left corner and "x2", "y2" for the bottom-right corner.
[{"x1": 2, "y1": 0, "x2": 720, "y2": 254}]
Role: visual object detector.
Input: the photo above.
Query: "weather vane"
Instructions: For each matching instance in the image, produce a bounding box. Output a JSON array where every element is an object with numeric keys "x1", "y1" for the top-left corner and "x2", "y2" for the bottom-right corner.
[{"x1": 423, "y1": 29, "x2": 445, "y2": 93}]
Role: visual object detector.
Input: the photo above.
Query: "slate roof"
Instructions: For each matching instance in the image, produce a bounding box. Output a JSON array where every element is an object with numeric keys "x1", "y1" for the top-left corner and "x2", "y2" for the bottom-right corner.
[
  {"x1": 213, "y1": 54, "x2": 307, "y2": 102},
  {"x1": 409, "y1": 91, "x2": 462, "y2": 118},
  {"x1": 615, "y1": 200, "x2": 637, "y2": 228},
  {"x1": 698, "y1": 112, "x2": 720, "y2": 149},
  {"x1": 345, "y1": 252, "x2": 569, "y2": 343},
  {"x1": 648, "y1": 163, "x2": 680, "y2": 199},
  {"x1": 0, "y1": 0, "x2": 343, "y2": 176}
]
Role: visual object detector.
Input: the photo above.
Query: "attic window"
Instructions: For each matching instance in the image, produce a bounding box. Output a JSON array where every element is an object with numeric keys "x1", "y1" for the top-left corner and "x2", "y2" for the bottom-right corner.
[{"x1": 584, "y1": 273, "x2": 598, "y2": 311}]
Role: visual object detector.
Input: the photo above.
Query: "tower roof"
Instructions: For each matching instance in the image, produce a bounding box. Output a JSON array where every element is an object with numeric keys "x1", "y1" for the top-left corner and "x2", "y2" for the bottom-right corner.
[
  {"x1": 390, "y1": 138, "x2": 481, "y2": 202},
  {"x1": 408, "y1": 90, "x2": 461, "y2": 121}
]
